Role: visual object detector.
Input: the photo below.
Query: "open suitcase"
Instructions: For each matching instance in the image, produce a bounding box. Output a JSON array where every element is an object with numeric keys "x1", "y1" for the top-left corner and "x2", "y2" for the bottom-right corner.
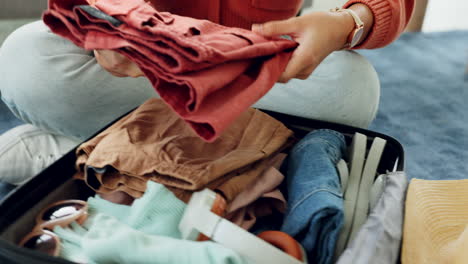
[{"x1": 0, "y1": 110, "x2": 405, "y2": 264}]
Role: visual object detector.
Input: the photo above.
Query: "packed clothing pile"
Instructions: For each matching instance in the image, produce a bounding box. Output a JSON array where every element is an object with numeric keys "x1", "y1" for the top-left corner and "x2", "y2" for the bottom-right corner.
[{"x1": 13, "y1": 0, "x2": 467, "y2": 263}]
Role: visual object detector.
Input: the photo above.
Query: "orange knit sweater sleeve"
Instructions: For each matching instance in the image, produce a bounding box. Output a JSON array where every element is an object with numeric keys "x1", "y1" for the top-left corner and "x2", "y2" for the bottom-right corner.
[{"x1": 343, "y1": 0, "x2": 415, "y2": 49}]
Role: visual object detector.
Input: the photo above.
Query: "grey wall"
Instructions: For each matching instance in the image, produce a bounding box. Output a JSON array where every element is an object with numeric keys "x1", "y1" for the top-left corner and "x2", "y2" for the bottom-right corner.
[{"x1": 0, "y1": 0, "x2": 48, "y2": 19}]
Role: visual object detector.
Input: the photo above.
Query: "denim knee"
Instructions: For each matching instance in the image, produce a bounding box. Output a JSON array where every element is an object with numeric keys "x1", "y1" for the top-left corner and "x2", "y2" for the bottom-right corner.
[
  {"x1": 0, "y1": 21, "x2": 155, "y2": 139},
  {"x1": 0, "y1": 22, "x2": 41, "y2": 123},
  {"x1": 311, "y1": 50, "x2": 380, "y2": 128},
  {"x1": 254, "y1": 50, "x2": 380, "y2": 129},
  {"x1": 0, "y1": 21, "x2": 67, "y2": 134},
  {"x1": 339, "y1": 51, "x2": 380, "y2": 128}
]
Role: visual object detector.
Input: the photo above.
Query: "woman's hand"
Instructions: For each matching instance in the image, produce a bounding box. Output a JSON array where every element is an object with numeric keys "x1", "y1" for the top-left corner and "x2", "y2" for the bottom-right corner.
[
  {"x1": 94, "y1": 49, "x2": 144, "y2": 78},
  {"x1": 252, "y1": 4, "x2": 373, "y2": 83}
]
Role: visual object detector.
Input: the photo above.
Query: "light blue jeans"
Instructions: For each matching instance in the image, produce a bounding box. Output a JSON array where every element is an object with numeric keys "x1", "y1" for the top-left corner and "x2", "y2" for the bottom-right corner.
[
  {"x1": 281, "y1": 129, "x2": 346, "y2": 264},
  {"x1": 0, "y1": 21, "x2": 380, "y2": 140}
]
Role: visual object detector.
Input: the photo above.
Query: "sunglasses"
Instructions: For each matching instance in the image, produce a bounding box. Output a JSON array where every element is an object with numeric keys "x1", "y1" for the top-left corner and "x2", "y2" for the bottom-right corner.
[{"x1": 18, "y1": 200, "x2": 88, "y2": 256}]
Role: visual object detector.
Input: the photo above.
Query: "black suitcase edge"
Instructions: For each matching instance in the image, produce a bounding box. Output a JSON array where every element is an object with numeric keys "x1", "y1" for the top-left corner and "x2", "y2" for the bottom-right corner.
[{"x1": 0, "y1": 110, "x2": 406, "y2": 263}]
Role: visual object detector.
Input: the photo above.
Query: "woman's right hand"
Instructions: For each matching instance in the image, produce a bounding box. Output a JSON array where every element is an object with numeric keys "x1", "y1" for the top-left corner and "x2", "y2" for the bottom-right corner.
[{"x1": 94, "y1": 49, "x2": 144, "y2": 78}]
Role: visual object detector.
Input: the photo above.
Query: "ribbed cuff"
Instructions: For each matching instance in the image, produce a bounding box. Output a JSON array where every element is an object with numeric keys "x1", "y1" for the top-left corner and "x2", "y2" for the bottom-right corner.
[{"x1": 343, "y1": 0, "x2": 392, "y2": 49}]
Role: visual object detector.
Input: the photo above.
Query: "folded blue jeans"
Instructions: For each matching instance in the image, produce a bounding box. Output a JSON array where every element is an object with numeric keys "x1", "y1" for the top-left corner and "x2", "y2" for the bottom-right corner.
[{"x1": 281, "y1": 129, "x2": 346, "y2": 264}]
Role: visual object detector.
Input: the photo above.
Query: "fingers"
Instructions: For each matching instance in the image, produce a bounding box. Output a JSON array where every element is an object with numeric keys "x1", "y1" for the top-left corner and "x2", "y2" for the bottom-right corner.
[
  {"x1": 94, "y1": 49, "x2": 144, "y2": 78},
  {"x1": 278, "y1": 44, "x2": 318, "y2": 83},
  {"x1": 296, "y1": 64, "x2": 317, "y2": 80},
  {"x1": 251, "y1": 17, "x2": 320, "y2": 83},
  {"x1": 278, "y1": 59, "x2": 318, "y2": 83},
  {"x1": 252, "y1": 18, "x2": 298, "y2": 37},
  {"x1": 126, "y1": 63, "x2": 145, "y2": 78},
  {"x1": 94, "y1": 50, "x2": 125, "y2": 77}
]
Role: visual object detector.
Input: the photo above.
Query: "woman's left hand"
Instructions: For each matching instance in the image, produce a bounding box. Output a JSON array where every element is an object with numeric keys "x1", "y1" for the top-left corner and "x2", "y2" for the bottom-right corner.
[{"x1": 252, "y1": 9, "x2": 358, "y2": 83}]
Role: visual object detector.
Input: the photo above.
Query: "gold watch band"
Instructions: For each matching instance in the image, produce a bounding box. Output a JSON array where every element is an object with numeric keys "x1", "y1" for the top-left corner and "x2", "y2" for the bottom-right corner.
[{"x1": 330, "y1": 7, "x2": 365, "y2": 49}]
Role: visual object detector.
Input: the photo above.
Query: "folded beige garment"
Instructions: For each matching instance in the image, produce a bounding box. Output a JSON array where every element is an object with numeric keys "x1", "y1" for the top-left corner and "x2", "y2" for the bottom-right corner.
[{"x1": 402, "y1": 179, "x2": 468, "y2": 264}]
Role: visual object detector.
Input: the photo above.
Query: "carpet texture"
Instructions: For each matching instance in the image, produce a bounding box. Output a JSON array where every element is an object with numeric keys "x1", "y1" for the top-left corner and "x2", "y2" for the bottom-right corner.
[{"x1": 360, "y1": 31, "x2": 468, "y2": 180}]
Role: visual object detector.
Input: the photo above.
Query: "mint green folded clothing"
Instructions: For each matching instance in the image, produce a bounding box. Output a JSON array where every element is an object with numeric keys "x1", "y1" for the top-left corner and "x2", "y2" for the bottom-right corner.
[
  {"x1": 83, "y1": 214, "x2": 246, "y2": 264},
  {"x1": 54, "y1": 222, "x2": 89, "y2": 263},
  {"x1": 54, "y1": 181, "x2": 246, "y2": 263},
  {"x1": 86, "y1": 180, "x2": 187, "y2": 238}
]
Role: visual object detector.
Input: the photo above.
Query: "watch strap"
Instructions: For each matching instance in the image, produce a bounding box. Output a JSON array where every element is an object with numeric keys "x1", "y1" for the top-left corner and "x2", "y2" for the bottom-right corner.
[{"x1": 331, "y1": 7, "x2": 365, "y2": 49}]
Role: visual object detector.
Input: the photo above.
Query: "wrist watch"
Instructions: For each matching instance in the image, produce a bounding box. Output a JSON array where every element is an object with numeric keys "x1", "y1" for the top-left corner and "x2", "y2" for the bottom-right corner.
[{"x1": 331, "y1": 7, "x2": 365, "y2": 49}]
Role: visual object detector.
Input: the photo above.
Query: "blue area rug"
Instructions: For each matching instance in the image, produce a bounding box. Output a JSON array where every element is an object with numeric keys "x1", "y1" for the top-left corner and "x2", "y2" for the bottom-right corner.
[{"x1": 360, "y1": 31, "x2": 468, "y2": 180}]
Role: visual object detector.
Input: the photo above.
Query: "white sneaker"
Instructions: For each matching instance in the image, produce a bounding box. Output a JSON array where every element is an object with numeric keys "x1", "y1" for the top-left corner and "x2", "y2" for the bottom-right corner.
[{"x1": 0, "y1": 124, "x2": 80, "y2": 185}]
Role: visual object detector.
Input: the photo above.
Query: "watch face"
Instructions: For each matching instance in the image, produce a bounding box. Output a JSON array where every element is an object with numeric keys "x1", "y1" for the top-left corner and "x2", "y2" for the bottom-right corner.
[{"x1": 351, "y1": 27, "x2": 364, "y2": 47}]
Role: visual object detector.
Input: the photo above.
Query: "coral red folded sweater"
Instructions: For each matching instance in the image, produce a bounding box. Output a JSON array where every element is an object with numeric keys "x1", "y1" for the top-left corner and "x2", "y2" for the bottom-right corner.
[{"x1": 148, "y1": 0, "x2": 414, "y2": 49}]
